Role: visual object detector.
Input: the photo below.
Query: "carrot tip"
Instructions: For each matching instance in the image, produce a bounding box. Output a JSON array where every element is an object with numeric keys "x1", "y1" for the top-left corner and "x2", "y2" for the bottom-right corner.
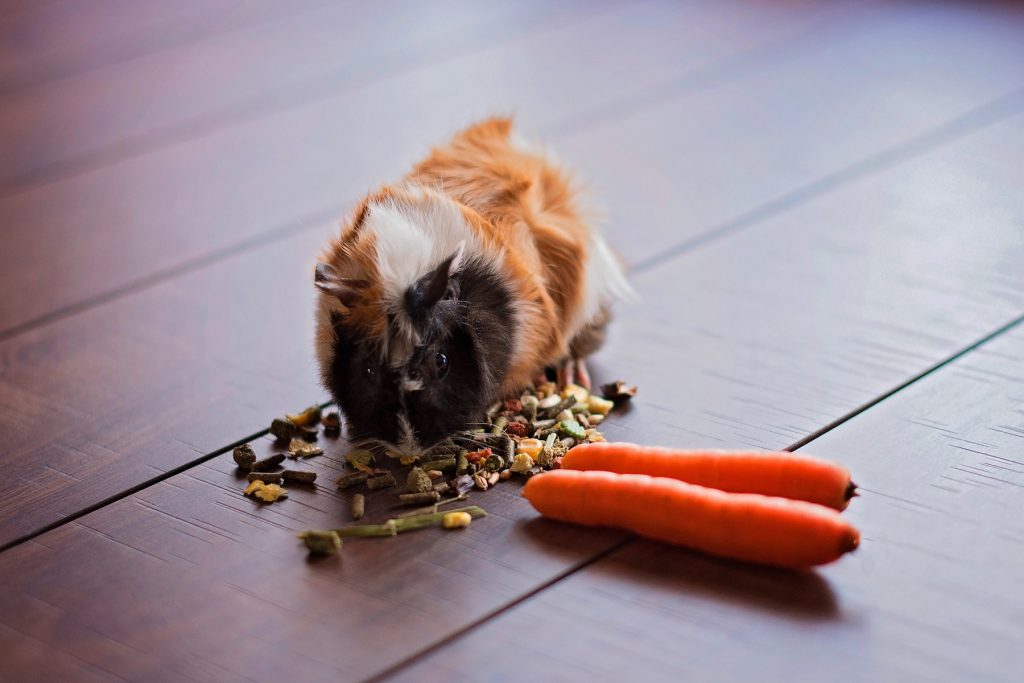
[
  {"x1": 844, "y1": 480, "x2": 859, "y2": 501},
  {"x1": 842, "y1": 530, "x2": 861, "y2": 554}
]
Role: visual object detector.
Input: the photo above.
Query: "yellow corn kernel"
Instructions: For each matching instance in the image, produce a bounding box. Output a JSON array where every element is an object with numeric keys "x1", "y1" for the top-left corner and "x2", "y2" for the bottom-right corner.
[
  {"x1": 443, "y1": 511, "x2": 473, "y2": 529},
  {"x1": 587, "y1": 396, "x2": 615, "y2": 416},
  {"x1": 561, "y1": 383, "x2": 590, "y2": 402}
]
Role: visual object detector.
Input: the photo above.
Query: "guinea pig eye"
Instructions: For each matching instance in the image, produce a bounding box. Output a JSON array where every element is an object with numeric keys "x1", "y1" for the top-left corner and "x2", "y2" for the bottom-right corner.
[
  {"x1": 435, "y1": 351, "x2": 449, "y2": 378},
  {"x1": 364, "y1": 365, "x2": 375, "y2": 380}
]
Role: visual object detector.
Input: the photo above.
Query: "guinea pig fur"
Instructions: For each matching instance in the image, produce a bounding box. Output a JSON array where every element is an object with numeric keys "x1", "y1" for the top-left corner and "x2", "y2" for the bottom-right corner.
[{"x1": 314, "y1": 117, "x2": 631, "y2": 455}]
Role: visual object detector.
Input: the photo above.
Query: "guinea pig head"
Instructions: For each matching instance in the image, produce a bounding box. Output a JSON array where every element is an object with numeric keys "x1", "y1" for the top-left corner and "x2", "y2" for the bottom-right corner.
[{"x1": 315, "y1": 202, "x2": 517, "y2": 456}]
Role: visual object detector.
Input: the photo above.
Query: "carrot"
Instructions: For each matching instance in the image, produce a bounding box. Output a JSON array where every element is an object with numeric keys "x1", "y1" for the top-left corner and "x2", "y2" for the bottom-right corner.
[
  {"x1": 522, "y1": 470, "x2": 859, "y2": 569},
  {"x1": 562, "y1": 442, "x2": 855, "y2": 511}
]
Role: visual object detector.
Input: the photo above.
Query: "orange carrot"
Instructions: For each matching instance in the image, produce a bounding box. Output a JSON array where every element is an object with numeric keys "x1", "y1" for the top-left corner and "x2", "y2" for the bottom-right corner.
[
  {"x1": 562, "y1": 442, "x2": 855, "y2": 511},
  {"x1": 523, "y1": 470, "x2": 859, "y2": 569}
]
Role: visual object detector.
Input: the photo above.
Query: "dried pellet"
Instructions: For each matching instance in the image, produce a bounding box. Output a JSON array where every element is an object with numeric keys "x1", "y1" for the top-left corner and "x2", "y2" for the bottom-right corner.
[
  {"x1": 336, "y1": 471, "x2": 369, "y2": 490},
  {"x1": 406, "y1": 467, "x2": 433, "y2": 493},
  {"x1": 600, "y1": 380, "x2": 637, "y2": 402},
  {"x1": 487, "y1": 471, "x2": 500, "y2": 487},
  {"x1": 351, "y1": 494, "x2": 365, "y2": 521},
  {"x1": 282, "y1": 469, "x2": 317, "y2": 484},
  {"x1": 321, "y1": 411, "x2": 342, "y2": 434},
  {"x1": 251, "y1": 453, "x2": 285, "y2": 471},
  {"x1": 299, "y1": 530, "x2": 341, "y2": 555},
  {"x1": 426, "y1": 469, "x2": 443, "y2": 480},
  {"x1": 399, "y1": 491, "x2": 441, "y2": 506},
  {"x1": 232, "y1": 444, "x2": 257, "y2": 469},
  {"x1": 421, "y1": 456, "x2": 456, "y2": 471},
  {"x1": 499, "y1": 469, "x2": 511, "y2": 480},
  {"x1": 270, "y1": 417, "x2": 296, "y2": 441},
  {"x1": 429, "y1": 441, "x2": 460, "y2": 456},
  {"x1": 367, "y1": 473, "x2": 397, "y2": 490},
  {"x1": 491, "y1": 415, "x2": 508, "y2": 435},
  {"x1": 247, "y1": 471, "x2": 283, "y2": 484}
]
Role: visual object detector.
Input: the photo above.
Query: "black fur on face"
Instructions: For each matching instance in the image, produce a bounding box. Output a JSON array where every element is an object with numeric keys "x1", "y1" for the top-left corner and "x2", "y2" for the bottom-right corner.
[{"x1": 326, "y1": 256, "x2": 514, "y2": 453}]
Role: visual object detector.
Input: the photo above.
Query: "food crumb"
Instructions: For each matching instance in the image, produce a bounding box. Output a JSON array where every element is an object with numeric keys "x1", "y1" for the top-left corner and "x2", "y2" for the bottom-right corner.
[
  {"x1": 511, "y1": 453, "x2": 535, "y2": 474},
  {"x1": 298, "y1": 530, "x2": 342, "y2": 554}
]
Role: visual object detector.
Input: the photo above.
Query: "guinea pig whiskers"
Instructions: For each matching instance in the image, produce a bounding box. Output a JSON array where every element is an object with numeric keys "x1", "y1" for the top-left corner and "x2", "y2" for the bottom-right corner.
[{"x1": 450, "y1": 434, "x2": 494, "y2": 451}]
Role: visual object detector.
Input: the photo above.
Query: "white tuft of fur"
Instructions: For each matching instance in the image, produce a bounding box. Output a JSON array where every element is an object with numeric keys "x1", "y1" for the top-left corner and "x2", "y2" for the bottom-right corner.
[
  {"x1": 396, "y1": 412, "x2": 419, "y2": 455},
  {"x1": 364, "y1": 186, "x2": 497, "y2": 366}
]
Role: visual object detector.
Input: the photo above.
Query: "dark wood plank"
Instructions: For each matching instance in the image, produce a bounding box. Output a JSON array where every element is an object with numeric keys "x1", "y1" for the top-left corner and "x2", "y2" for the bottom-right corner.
[
  {"x1": 555, "y1": 0, "x2": 1024, "y2": 265},
  {"x1": 383, "y1": 329, "x2": 1024, "y2": 683},
  {"x1": 1, "y1": 108, "x2": 1022, "y2": 681},
  {"x1": 0, "y1": 0, "x2": 591, "y2": 190},
  {"x1": 2, "y1": 0, "x2": 1023, "y2": 546},
  {"x1": 0, "y1": 0, "x2": 861, "y2": 546},
  {"x1": 0, "y1": 0, "x2": 890, "y2": 333},
  {"x1": 0, "y1": 0, "x2": 329, "y2": 93}
]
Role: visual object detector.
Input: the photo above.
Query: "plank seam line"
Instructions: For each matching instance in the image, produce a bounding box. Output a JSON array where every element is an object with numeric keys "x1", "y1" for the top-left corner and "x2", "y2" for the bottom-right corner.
[
  {"x1": 362, "y1": 536, "x2": 634, "y2": 683},
  {"x1": 632, "y1": 85, "x2": 1024, "y2": 274},
  {"x1": 0, "y1": 401, "x2": 333, "y2": 554},
  {"x1": 0, "y1": 204, "x2": 344, "y2": 343},
  {"x1": 0, "y1": 0, "x2": 868, "y2": 339},
  {"x1": 0, "y1": 0, "x2": 337, "y2": 96},
  {"x1": 0, "y1": 7, "x2": 975, "y2": 345},
  {"x1": 0, "y1": 0, "x2": 621, "y2": 197},
  {"x1": 4, "y1": 65, "x2": 1021, "y2": 347},
  {"x1": 368, "y1": 310, "x2": 1024, "y2": 682},
  {"x1": 539, "y1": 0, "x2": 889, "y2": 139}
]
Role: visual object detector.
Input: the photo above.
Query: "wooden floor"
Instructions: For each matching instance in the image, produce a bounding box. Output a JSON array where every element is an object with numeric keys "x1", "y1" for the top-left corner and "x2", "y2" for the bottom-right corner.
[{"x1": 2, "y1": 1, "x2": 1023, "y2": 680}]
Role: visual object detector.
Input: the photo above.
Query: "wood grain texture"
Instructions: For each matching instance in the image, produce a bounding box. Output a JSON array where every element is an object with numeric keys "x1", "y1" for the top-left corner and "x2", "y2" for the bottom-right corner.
[
  {"x1": 0, "y1": 0, "x2": 593, "y2": 190},
  {"x1": 0, "y1": 0, "x2": 329, "y2": 93},
  {"x1": 0, "y1": 434, "x2": 627, "y2": 682},
  {"x1": 384, "y1": 329, "x2": 1024, "y2": 683},
  {"x1": 554, "y1": 0, "x2": 1024, "y2": 265},
  {"x1": 0, "y1": 0, "x2": 871, "y2": 546},
  {"x1": 2, "y1": 0, "x2": 1023, "y2": 550},
  {"x1": 0, "y1": 0, "x2": 869, "y2": 333},
  {"x1": 1, "y1": 111, "x2": 1022, "y2": 681}
]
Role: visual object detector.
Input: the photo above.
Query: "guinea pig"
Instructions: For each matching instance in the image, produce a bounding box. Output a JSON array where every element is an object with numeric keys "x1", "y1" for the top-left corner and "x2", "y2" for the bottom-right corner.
[{"x1": 313, "y1": 117, "x2": 631, "y2": 457}]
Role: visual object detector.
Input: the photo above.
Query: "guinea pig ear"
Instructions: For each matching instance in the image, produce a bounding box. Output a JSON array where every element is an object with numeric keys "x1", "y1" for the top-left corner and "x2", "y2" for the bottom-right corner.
[
  {"x1": 417, "y1": 241, "x2": 465, "y2": 309},
  {"x1": 314, "y1": 262, "x2": 366, "y2": 309}
]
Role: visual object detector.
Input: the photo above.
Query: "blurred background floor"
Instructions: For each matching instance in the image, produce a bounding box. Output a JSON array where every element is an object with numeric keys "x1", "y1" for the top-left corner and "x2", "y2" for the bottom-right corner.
[{"x1": 0, "y1": 1, "x2": 1022, "y2": 681}]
